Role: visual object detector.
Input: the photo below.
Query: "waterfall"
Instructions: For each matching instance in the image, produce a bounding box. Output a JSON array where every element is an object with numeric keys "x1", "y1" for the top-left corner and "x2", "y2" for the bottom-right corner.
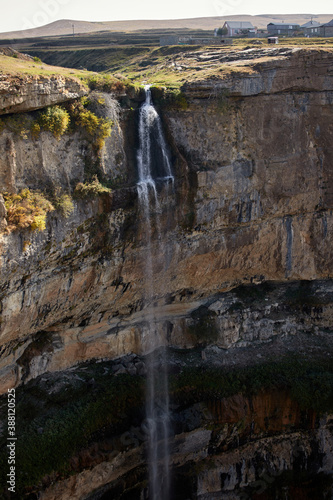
[{"x1": 137, "y1": 85, "x2": 174, "y2": 500}]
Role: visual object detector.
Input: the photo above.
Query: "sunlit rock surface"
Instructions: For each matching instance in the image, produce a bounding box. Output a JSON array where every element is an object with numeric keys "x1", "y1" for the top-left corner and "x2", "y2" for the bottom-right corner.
[{"x1": 0, "y1": 47, "x2": 332, "y2": 499}]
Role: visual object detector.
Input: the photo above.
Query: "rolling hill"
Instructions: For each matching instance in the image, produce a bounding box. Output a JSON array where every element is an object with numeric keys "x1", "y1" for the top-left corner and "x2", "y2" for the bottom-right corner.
[{"x1": 0, "y1": 14, "x2": 332, "y2": 40}]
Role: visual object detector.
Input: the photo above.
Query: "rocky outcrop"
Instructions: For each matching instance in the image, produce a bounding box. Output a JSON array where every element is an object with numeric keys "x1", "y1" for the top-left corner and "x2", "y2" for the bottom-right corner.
[
  {"x1": 0, "y1": 74, "x2": 87, "y2": 115},
  {"x1": 0, "y1": 129, "x2": 87, "y2": 192},
  {"x1": 36, "y1": 418, "x2": 333, "y2": 499},
  {"x1": 182, "y1": 47, "x2": 333, "y2": 97},
  {"x1": 0, "y1": 93, "x2": 126, "y2": 194},
  {"x1": 0, "y1": 47, "x2": 33, "y2": 61}
]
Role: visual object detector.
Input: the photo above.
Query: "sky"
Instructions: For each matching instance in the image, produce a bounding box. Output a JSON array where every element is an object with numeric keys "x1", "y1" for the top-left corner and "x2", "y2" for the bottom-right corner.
[{"x1": 1, "y1": 0, "x2": 333, "y2": 33}]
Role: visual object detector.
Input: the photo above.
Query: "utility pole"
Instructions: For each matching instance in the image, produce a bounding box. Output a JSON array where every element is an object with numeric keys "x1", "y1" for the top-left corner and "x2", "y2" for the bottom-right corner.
[{"x1": 72, "y1": 24, "x2": 75, "y2": 37}]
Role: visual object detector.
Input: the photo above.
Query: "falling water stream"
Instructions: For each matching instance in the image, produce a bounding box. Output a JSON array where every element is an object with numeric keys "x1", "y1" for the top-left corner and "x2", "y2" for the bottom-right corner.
[{"x1": 137, "y1": 85, "x2": 174, "y2": 500}]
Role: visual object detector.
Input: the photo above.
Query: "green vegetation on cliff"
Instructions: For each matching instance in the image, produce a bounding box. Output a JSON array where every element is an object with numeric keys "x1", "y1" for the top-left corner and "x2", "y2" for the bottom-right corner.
[
  {"x1": 74, "y1": 176, "x2": 112, "y2": 198},
  {"x1": 37, "y1": 105, "x2": 70, "y2": 139},
  {"x1": 0, "y1": 369, "x2": 144, "y2": 496},
  {"x1": 3, "y1": 189, "x2": 54, "y2": 233},
  {"x1": 0, "y1": 96, "x2": 113, "y2": 155}
]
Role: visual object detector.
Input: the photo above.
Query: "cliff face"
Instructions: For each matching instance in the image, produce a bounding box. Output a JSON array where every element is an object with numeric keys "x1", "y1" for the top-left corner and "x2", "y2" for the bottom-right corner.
[
  {"x1": 0, "y1": 93, "x2": 126, "y2": 196},
  {"x1": 39, "y1": 401, "x2": 333, "y2": 500},
  {"x1": 0, "y1": 48, "x2": 333, "y2": 389},
  {"x1": 5, "y1": 355, "x2": 331, "y2": 500},
  {"x1": 164, "y1": 48, "x2": 333, "y2": 285},
  {"x1": 0, "y1": 47, "x2": 332, "y2": 498}
]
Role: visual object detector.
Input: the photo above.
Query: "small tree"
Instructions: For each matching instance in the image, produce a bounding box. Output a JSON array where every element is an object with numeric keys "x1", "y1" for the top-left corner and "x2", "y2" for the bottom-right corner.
[
  {"x1": 217, "y1": 26, "x2": 228, "y2": 36},
  {"x1": 38, "y1": 106, "x2": 70, "y2": 139}
]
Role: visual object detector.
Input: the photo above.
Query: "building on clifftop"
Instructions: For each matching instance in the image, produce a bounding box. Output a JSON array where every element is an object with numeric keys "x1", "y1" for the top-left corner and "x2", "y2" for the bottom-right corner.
[
  {"x1": 301, "y1": 20, "x2": 321, "y2": 36},
  {"x1": 222, "y1": 21, "x2": 255, "y2": 37},
  {"x1": 319, "y1": 19, "x2": 333, "y2": 37},
  {"x1": 267, "y1": 22, "x2": 300, "y2": 36}
]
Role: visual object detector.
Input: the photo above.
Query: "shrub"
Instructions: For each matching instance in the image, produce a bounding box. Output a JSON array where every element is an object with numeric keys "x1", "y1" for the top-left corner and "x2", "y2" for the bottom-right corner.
[
  {"x1": 216, "y1": 27, "x2": 228, "y2": 36},
  {"x1": 33, "y1": 56, "x2": 42, "y2": 63},
  {"x1": 76, "y1": 109, "x2": 100, "y2": 135},
  {"x1": 38, "y1": 106, "x2": 70, "y2": 139},
  {"x1": 95, "y1": 117, "x2": 113, "y2": 149},
  {"x1": 53, "y1": 193, "x2": 74, "y2": 218},
  {"x1": 76, "y1": 109, "x2": 112, "y2": 150},
  {"x1": 4, "y1": 114, "x2": 32, "y2": 139},
  {"x1": 3, "y1": 189, "x2": 54, "y2": 233},
  {"x1": 74, "y1": 176, "x2": 111, "y2": 199},
  {"x1": 63, "y1": 98, "x2": 113, "y2": 150},
  {"x1": 30, "y1": 121, "x2": 41, "y2": 139},
  {"x1": 30, "y1": 214, "x2": 47, "y2": 231}
]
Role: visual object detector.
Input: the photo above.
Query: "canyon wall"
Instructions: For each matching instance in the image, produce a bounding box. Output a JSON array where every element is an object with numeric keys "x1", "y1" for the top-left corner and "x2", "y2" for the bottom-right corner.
[
  {"x1": 0, "y1": 48, "x2": 333, "y2": 389},
  {"x1": 0, "y1": 47, "x2": 332, "y2": 499}
]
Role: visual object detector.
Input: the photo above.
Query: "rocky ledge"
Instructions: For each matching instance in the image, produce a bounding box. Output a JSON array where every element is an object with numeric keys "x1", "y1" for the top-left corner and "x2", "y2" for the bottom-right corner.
[{"x1": 0, "y1": 73, "x2": 87, "y2": 115}]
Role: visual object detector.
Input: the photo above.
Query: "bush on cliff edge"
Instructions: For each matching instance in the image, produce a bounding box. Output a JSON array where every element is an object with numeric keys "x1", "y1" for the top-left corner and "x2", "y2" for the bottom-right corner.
[{"x1": 3, "y1": 189, "x2": 54, "y2": 233}]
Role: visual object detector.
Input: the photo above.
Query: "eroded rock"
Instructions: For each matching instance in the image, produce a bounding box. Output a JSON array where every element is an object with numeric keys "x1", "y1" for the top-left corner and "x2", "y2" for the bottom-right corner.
[{"x1": 0, "y1": 74, "x2": 87, "y2": 115}]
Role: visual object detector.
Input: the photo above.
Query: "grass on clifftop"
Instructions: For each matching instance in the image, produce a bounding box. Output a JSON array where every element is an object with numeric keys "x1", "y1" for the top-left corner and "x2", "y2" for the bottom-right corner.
[
  {"x1": 4, "y1": 37, "x2": 333, "y2": 89},
  {"x1": 0, "y1": 53, "x2": 95, "y2": 83},
  {"x1": 0, "y1": 52, "x2": 140, "y2": 93},
  {"x1": 16, "y1": 38, "x2": 333, "y2": 88},
  {"x1": 122, "y1": 41, "x2": 333, "y2": 86}
]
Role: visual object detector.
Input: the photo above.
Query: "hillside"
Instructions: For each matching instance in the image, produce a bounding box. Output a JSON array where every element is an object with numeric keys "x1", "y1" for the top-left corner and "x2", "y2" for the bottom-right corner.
[
  {"x1": 0, "y1": 47, "x2": 93, "y2": 79},
  {"x1": 0, "y1": 14, "x2": 332, "y2": 39}
]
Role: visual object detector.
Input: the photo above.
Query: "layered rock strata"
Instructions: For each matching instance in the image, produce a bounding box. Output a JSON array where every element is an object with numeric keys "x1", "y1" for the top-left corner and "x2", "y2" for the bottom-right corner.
[
  {"x1": 0, "y1": 74, "x2": 87, "y2": 115},
  {"x1": 0, "y1": 48, "x2": 332, "y2": 390}
]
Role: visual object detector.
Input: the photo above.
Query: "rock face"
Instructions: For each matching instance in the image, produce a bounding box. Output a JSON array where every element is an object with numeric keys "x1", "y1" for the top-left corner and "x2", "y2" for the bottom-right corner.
[
  {"x1": 0, "y1": 74, "x2": 87, "y2": 115},
  {"x1": 0, "y1": 48, "x2": 332, "y2": 498},
  {"x1": 18, "y1": 361, "x2": 331, "y2": 500},
  {"x1": 0, "y1": 48, "x2": 333, "y2": 389},
  {"x1": 0, "y1": 129, "x2": 87, "y2": 193},
  {"x1": 0, "y1": 97, "x2": 126, "y2": 194}
]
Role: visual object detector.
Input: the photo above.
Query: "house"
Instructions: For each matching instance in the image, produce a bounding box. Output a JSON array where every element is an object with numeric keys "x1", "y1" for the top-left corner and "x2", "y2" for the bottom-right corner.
[
  {"x1": 319, "y1": 19, "x2": 333, "y2": 37},
  {"x1": 301, "y1": 20, "x2": 321, "y2": 36},
  {"x1": 222, "y1": 21, "x2": 255, "y2": 37},
  {"x1": 267, "y1": 22, "x2": 300, "y2": 36}
]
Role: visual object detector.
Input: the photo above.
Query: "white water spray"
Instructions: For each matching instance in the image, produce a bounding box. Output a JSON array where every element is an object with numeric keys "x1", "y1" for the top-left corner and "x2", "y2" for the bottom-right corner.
[{"x1": 137, "y1": 85, "x2": 174, "y2": 500}]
